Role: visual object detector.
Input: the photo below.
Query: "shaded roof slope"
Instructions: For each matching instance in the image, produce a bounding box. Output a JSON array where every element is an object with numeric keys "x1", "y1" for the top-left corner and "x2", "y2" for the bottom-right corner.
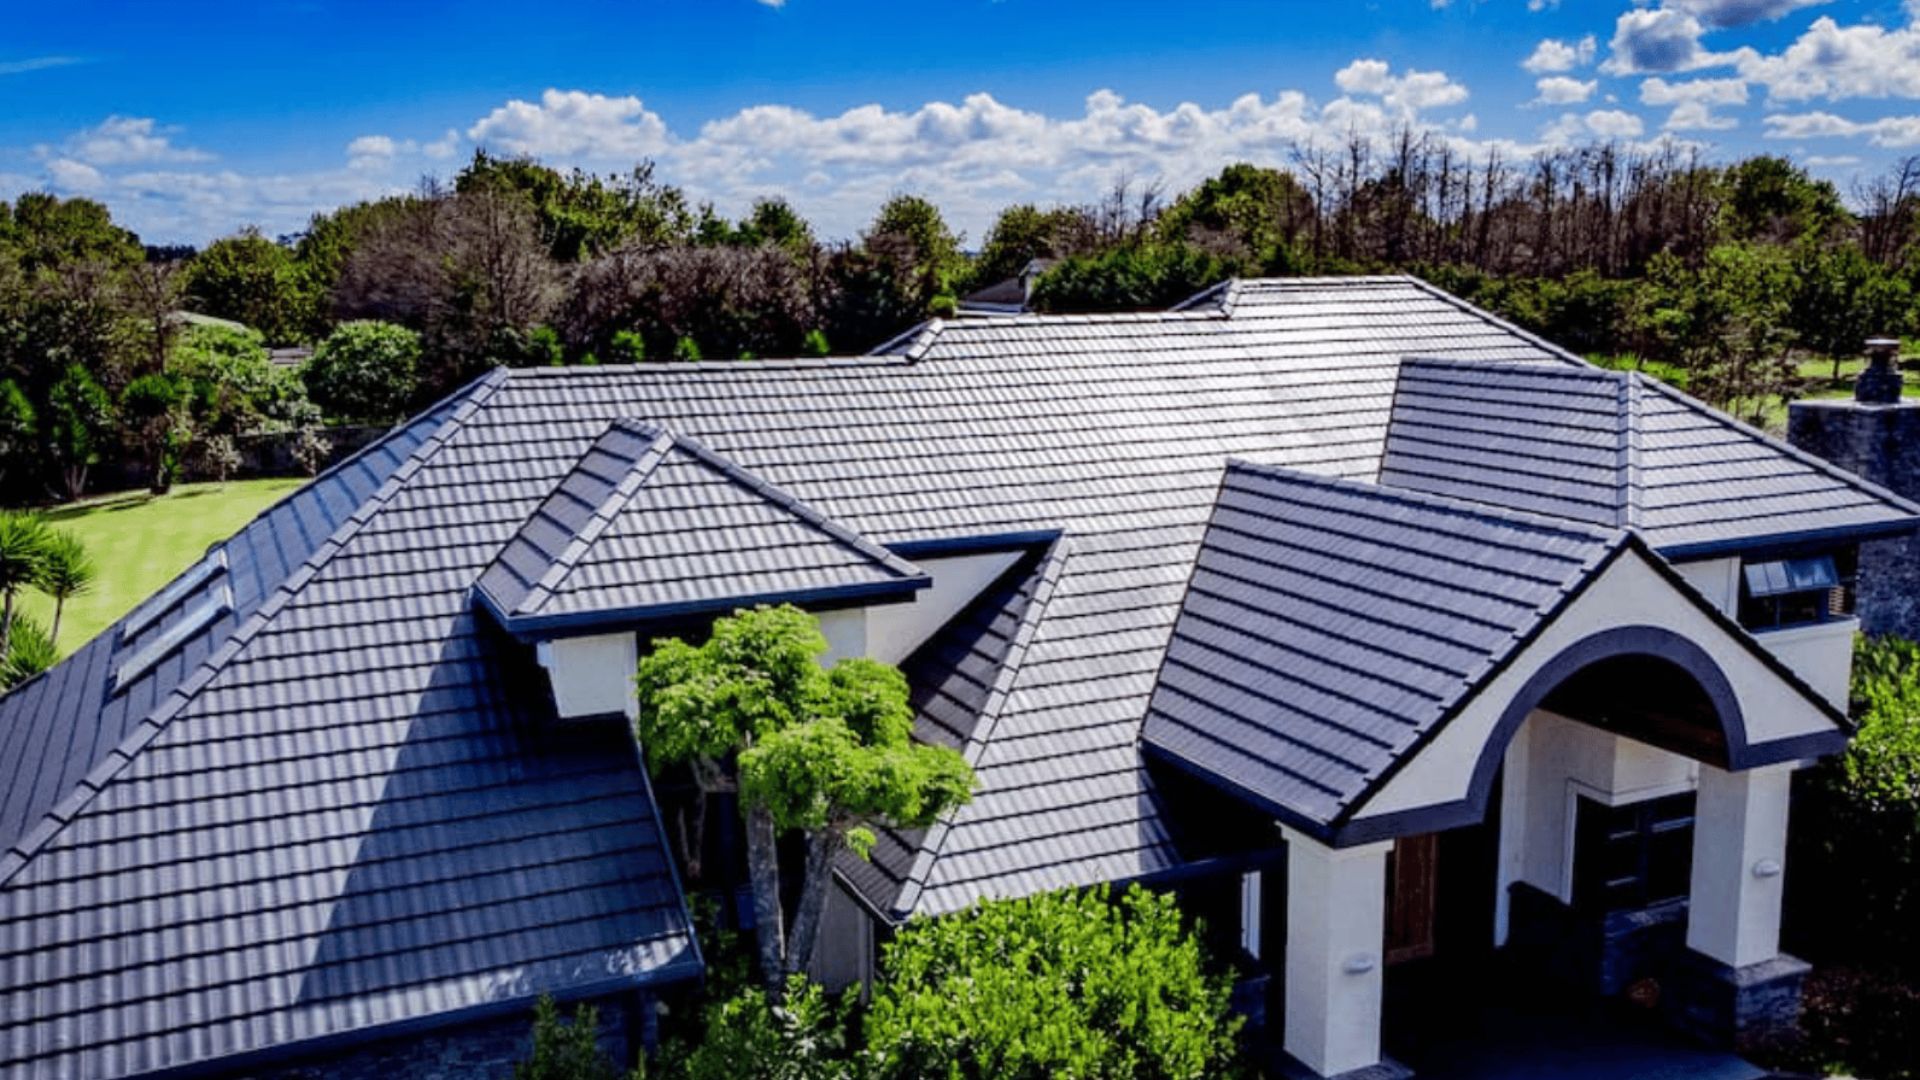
[
  {"x1": 0, "y1": 372, "x2": 698, "y2": 1080},
  {"x1": 1141, "y1": 461, "x2": 1622, "y2": 834},
  {"x1": 0, "y1": 382, "x2": 482, "y2": 855},
  {"x1": 1380, "y1": 357, "x2": 1920, "y2": 553},
  {"x1": 475, "y1": 419, "x2": 926, "y2": 635}
]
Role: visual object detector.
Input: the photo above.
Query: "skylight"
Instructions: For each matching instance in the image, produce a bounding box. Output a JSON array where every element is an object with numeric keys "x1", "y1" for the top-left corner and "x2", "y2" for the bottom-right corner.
[
  {"x1": 121, "y1": 550, "x2": 227, "y2": 641},
  {"x1": 112, "y1": 587, "x2": 232, "y2": 694}
]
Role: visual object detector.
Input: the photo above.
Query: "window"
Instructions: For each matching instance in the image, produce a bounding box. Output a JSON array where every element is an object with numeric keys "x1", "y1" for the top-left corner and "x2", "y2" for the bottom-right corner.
[
  {"x1": 1571, "y1": 792, "x2": 1695, "y2": 913},
  {"x1": 1737, "y1": 549, "x2": 1855, "y2": 631}
]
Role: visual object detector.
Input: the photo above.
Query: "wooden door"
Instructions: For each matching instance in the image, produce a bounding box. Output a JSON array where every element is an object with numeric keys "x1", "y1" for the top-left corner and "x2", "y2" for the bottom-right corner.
[{"x1": 1385, "y1": 834, "x2": 1439, "y2": 965}]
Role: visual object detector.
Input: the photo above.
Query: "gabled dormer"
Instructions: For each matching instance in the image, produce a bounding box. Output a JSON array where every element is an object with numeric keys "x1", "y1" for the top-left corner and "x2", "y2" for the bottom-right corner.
[{"x1": 474, "y1": 418, "x2": 930, "y2": 718}]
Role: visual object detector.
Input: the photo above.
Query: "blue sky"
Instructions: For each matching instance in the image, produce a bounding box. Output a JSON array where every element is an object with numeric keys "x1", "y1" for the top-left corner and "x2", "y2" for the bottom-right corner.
[{"x1": 4, "y1": 0, "x2": 1920, "y2": 244}]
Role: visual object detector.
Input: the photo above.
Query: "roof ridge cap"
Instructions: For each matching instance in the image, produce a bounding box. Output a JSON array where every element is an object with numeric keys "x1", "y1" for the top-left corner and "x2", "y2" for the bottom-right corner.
[
  {"x1": 1400, "y1": 276, "x2": 1586, "y2": 368},
  {"x1": 1620, "y1": 375, "x2": 1645, "y2": 529},
  {"x1": 1227, "y1": 458, "x2": 1616, "y2": 542},
  {"x1": 893, "y1": 538, "x2": 1073, "y2": 917},
  {"x1": 0, "y1": 369, "x2": 513, "y2": 889},
  {"x1": 521, "y1": 423, "x2": 677, "y2": 613}
]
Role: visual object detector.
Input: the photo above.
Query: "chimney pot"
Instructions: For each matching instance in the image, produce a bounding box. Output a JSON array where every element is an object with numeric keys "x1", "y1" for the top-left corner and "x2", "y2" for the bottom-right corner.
[{"x1": 1856, "y1": 337, "x2": 1904, "y2": 405}]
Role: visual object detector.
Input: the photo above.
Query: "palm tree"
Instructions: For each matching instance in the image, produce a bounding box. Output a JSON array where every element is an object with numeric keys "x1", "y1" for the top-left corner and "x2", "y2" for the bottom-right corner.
[
  {"x1": 2, "y1": 614, "x2": 57, "y2": 689},
  {"x1": 0, "y1": 512, "x2": 51, "y2": 660},
  {"x1": 37, "y1": 531, "x2": 94, "y2": 647}
]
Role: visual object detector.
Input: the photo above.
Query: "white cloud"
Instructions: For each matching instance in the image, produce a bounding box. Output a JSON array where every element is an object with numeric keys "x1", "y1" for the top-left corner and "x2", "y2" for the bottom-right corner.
[
  {"x1": 1527, "y1": 0, "x2": 1561, "y2": 10},
  {"x1": 1804, "y1": 154, "x2": 1861, "y2": 166},
  {"x1": 1738, "y1": 17, "x2": 1920, "y2": 102},
  {"x1": 1545, "y1": 108, "x2": 1648, "y2": 143},
  {"x1": 1639, "y1": 76, "x2": 1749, "y2": 106},
  {"x1": 43, "y1": 158, "x2": 104, "y2": 191},
  {"x1": 1764, "y1": 110, "x2": 1920, "y2": 146},
  {"x1": 1331, "y1": 59, "x2": 1468, "y2": 113},
  {"x1": 0, "y1": 55, "x2": 81, "y2": 76},
  {"x1": 39, "y1": 116, "x2": 212, "y2": 166},
  {"x1": 346, "y1": 130, "x2": 464, "y2": 170},
  {"x1": 1665, "y1": 101, "x2": 1740, "y2": 129},
  {"x1": 1522, "y1": 35, "x2": 1597, "y2": 73},
  {"x1": 468, "y1": 89, "x2": 671, "y2": 159},
  {"x1": 1601, "y1": 7, "x2": 1752, "y2": 74},
  {"x1": 1663, "y1": 0, "x2": 1828, "y2": 29},
  {"x1": 1533, "y1": 77, "x2": 1598, "y2": 105}
]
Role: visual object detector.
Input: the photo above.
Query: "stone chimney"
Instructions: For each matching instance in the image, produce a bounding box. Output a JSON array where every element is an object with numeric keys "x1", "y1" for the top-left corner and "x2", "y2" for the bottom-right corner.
[
  {"x1": 1788, "y1": 335, "x2": 1920, "y2": 637},
  {"x1": 1856, "y1": 337, "x2": 1904, "y2": 404}
]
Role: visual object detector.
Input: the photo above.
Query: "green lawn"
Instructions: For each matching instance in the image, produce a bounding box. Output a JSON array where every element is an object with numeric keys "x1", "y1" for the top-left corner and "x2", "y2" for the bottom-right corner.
[
  {"x1": 1591, "y1": 348, "x2": 1920, "y2": 433},
  {"x1": 21, "y1": 478, "x2": 306, "y2": 657}
]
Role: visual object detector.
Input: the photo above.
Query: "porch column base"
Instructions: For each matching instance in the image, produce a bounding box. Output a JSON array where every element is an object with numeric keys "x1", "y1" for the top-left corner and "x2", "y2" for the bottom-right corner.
[
  {"x1": 1661, "y1": 950, "x2": 1809, "y2": 1053},
  {"x1": 1266, "y1": 1048, "x2": 1414, "y2": 1080}
]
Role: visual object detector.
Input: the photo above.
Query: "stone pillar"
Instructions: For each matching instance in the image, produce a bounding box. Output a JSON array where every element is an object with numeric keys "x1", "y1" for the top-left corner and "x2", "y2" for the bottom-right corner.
[
  {"x1": 1668, "y1": 763, "x2": 1809, "y2": 1050},
  {"x1": 1787, "y1": 338, "x2": 1920, "y2": 639},
  {"x1": 1279, "y1": 828, "x2": 1407, "y2": 1080}
]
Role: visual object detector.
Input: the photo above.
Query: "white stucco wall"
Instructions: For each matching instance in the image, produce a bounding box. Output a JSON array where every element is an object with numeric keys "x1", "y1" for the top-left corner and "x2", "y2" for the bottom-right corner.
[
  {"x1": 1673, "y1": 557, "x2": 1740, "y2": 615},
  {"x1": 1352, "y1": 548, "x2": 1840, "y2": 824},
  {"x1": 863, "y1": 550, "x2": 1025, "y2": 666},
  {"x1": 1751, "y1": 618, "x2": 1857, "y2": 710},
  {"x1": 537, "y1": 631, "x2": 639, "y2": 719}
]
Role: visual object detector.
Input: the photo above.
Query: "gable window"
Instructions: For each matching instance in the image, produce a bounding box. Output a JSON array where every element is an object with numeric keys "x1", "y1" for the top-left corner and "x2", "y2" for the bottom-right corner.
[
  {"x1": 1572, "y1": 793, "x2": 1695, "y2": 913},
  {"x1": 1737, "y1": 550, "x2": 1854, "y2": 632}
]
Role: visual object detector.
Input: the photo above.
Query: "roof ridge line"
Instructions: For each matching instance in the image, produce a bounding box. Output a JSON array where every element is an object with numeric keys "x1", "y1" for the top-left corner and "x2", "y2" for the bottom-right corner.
[
  {"x1": 0, "y1": 368, "x2": 515, "y2": 889},
  {"x1": 660, "y1": 429, "x2": 925, "y2": 581},
  {"x1": 1636, "y1": 373, "x2": 1920, "y2": 519},
  {"x1": 521, "y1": 423, "x2": 678, "y2": 613},
  {"x1": 893, "y1": 538, "x2": 1072, "y2": 917},
  {"x1": 1231, "y1": 458, "x2": 1616, "y2": 543},
  {"x1": 1621, "y1": 375, "x2": 1645, "y2": 529},
  {"x1": 1400, "y1": 276, "x2": 1587, "y2": 369}
]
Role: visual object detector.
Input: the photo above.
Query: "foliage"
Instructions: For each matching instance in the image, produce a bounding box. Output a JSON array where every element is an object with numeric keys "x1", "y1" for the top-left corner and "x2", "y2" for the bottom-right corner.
[
  {"x1": 168, "y1": 322, "x2": 313, "y2": 435},
  {"x1": 0, "y1": 612, "x2": 56, "y2": 689},
  {"x1": 120, "y1": 372, "x2": 193, "y2": 493},
  {"x1": 967, "y1": 203, "x2": 1088, "y2": 291},
  {"x1": 1030, "y1": 243, "x2": 1230, "y2": 314},
  {"x1": 635, "y1": 606, "x2": 974, "y2": 984},
  {"x1": 197, "y1": 433, "x2": 241, "y2": 485},
  {"x1": 1842, "y1": 634, "x2": 1920, "y2": 808},
  {"x1": 514, "y1": 997, "x2": 642, "y2": 1080},
  {"x1": 1155, "y1": 163, "x2": 1315, "y2": 268},
  {"x1": 303, "y1": 320, "x2": 421, "y2": 424},
  {"x1": 179, "y1": 228, "x2": 315, "y2": 345},
  {"x1": 459, "y1": 151, "x2": 696, "y2": 262},
  {"x1": 44, "y1": 365, "x2": 114, "y2": 500},
  {"x1": 36, "y1": 530, "x2": 93, "y2": 646},
  {"x1": 609, "y1": 329, "x2": 646, "y2": 363},
  {"x1": 672, "y1": 335, "x2": 702, "y2": 362},
  {"x1": 672, "y1": 976, "x2": 850, "y2": 1080},
  {"x1": 800, "y1": 329, "x2": 830, "y2": 358},
  {"x1": 1790, "y1": 244, "x2": 1914, "y2": 374},
  {"x1": 863, "y1": 885, "x2": 1244, "y2": 1080},
  {"x1": 1628, "y1": 244, "x2": 1799, "y2": 419},
  {"x1": 0, "y1": 379, "x2": 36, "y2": 483},
  {"x1": 0, "y1": 511, "x2": 50, "y2": 660},
  {"x1": 291, "y1": 427, "x2": 331, "y2": 476}
]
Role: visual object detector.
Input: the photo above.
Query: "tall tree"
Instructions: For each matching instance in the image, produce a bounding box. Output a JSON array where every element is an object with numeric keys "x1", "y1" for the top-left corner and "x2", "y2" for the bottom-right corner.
[
  {"x1": 0, "y1": 512, "x2": 49, "y2": 659},
  {"x1": 634, "y1": 605, "x2": 973, "y2": 989},
  {"x1": 37, "y1": 531, "x2": 93, "y2": 647},
  {"x1": 180, "y1": 228, "x2": 314, "y2": 345}
]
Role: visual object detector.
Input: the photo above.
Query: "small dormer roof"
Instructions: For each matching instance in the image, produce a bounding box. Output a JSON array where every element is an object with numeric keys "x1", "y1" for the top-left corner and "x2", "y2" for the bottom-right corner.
[{"x1": 475, "y1": 418, "x2": 929, "y2": 636}]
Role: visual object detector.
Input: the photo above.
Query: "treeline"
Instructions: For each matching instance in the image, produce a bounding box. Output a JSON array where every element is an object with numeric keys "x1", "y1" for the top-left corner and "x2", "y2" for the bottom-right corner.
[{"x1": 5, "y1": 133, "x2": 1920, "y2": 505}]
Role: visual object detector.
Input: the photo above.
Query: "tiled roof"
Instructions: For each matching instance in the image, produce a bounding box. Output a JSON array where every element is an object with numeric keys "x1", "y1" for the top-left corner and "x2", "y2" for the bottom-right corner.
[
  {"x1": 474, "y1": 419, "x2": 926, "y2": 635},
  {"x1": 1381, "y1": 357, "x2": 1920, "y2": 552},
  {"x1": 1, "y1": 275, "x2": 1910, "y2": 1078},
  {"x1": 1140, "y1": 461, "x2": 1622, "y2": 834},
  {"x1": 0, "y1": 373, "x2": 698, "y2": 1080}
]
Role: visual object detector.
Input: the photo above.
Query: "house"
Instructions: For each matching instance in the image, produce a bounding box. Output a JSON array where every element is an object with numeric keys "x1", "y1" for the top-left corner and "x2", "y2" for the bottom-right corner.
[
  {"x1": 2, "y1": 276, "x2": 1913, "y2": 1080},
  {"x1": 956, "y1": 256, "x2": 1057, "y2": 314}
]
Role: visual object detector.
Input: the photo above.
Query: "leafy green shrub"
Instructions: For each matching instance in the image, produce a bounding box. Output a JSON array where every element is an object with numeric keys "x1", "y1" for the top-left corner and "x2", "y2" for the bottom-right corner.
[
  {"x1": 672, "y1": 336, "x2": 702, "y2": 362},
  {"x1": 1029, "y1": 244, "x2": 1229, "y2": 314},
  {"x1": 610, "y1": 329, "x2": 647, "y2": 364},
  {"x1": 304, "y1": 320, "x2": 421, "y2": 424},
  {"x1": 800, "y1": 329, "x2": 830, "y2": 358},
  {"x1": 46, "y1": 365, "x2": 114, "y2": 500},
  {"x1": 515, "y1": 996, "x2": 642, "y2": 1080},
  {"x1": 673, "y1": 976, "x2": 849, "y2": 1080},
  {"x1": 120, "y1": 373, "x2": 192, "y2": 493},
  {"x1": 862, "y1": 884, "x2": 1244, "y2": 1080},
  {"x1": 1, "y1": 613, "x2": 57, "y2": 688}
]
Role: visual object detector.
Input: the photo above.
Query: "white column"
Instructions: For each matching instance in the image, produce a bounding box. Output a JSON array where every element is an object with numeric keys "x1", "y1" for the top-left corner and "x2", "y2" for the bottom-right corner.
[
  {"x1": 1686, "y1": 763, "x2": 1793, "y2": 969},
  {"x1": 1282, "y1": 827, "x2": 1393, "y2": 1078},
  {"x1": 1240, "y1": 870, "x2": 1263, "y2": 961}
]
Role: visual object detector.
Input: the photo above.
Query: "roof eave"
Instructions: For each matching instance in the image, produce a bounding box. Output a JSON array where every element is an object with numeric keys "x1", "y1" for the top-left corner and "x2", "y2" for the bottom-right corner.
[
  {"x1": 484, "y1": 574, "x2": 934, "y2": 642},
  {"x1": 1656, "y1": 516, "x2": 1920, "y2": 561}
]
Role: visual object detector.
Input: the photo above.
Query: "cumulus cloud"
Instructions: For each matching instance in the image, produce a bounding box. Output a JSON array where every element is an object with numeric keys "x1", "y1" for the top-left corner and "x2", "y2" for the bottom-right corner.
[
  {"x1": 1330, "y1": 59, "x2": 1468, "y2": 114},
  {"x1": 1764, "y1": 110, "x2": 1920, "y2": 146},
  {"x1": 1544, "y1": 108, "x2": 1647, "y2": 143},
  {"x1": 346, "y1": 130, "x2": 462, "y2": 170},
  {"x1": 1639, "y1": 76, "x2": 1748, "y2": 128},
  {"x1": 468, "y1": 89, "x2": 671, "y2": 159},
  {"x1": 1738, "y1": 17, "x2": 1920, "y2": 102},
  {"x1": 39, "y1": 116, "x2": 212, "y2": 166},
  {"x1": 1601, "y1": 7, "x2": 1752, "y2": 74},
  {"x1": 1663, "y1": 0, "x2": 1828, "y2": 29},
  {"x1": 1533, "y1": 77, "x2": 1598, "y2": 105},
  {"x1": 1522, "y1": 35, "x2": 1597, "y2": 73},
  {"x1": 43, "y1": 158, "x2": 105, "y2": 191}
]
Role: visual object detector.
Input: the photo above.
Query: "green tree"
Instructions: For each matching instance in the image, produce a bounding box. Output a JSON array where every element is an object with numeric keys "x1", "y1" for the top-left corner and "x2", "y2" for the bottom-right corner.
[
  {"x1": 966, "y1": 204, "x2": 1083, "y2": 291},
  {"x1": 0, "y1": 379, "x2": 37, "y2": 487},
  {"x1": 180, "y1": 228, "x2": 314, "y2": 345},
  {"x1": 733, "y1": 198, "x2": 817, "y2": 258},
  {"x1": 0, "y1": 512, "x2": 50, "y2": 660},
  {"x1": 120, "y1": 373, "x2": 192, "y2": 493},
  {"x1": 1156, "y1": 163, "x2": 1315, "y2": 267},
  {"x1": 303, "y1": 320, "x2": 422, "y2": 423},
  {"x1": 168, "y1": 322, "x2": 313, "y2": 435},
  {"x1": 863, "y1": 194, "x2": 965, "y2": 315},
  {"x1": 458, "y1": 151, "x2": 696, "y2": 261},
  {"x1": 1, "y1": 613, "x2": 56, "y2": 689},
  {"x1": 514, "y1": 997, "x2": 641, "y2": 1080},
  {"x1": 36, "y1": 531, "x2": 93, "y2": 647},
  {"x1": 1029, "y1": 243, "x2": 1229, "y2": 314},
  {"x1": 1790, "y1": 244, "x2": 1915, "y2": 379},
  {"x1": 634, "y1": 605, "x2": 974, "y2": 989},
  {"x1": 1719, "y1": 156, "x2": 1846, "y2": 247},
  {"x1": 44, "y1": 365, "x2": 114, "y2": 501},
  {"x1": 674, "y1": 975, "x2": 849, "y2": 1080},
  {"x1": 863, "y1": 884, "x2": 1244, "y2": 1080}
]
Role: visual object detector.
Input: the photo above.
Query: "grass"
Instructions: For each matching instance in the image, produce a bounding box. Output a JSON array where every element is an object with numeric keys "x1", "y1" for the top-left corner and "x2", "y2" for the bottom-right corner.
[
  {"x1": 19, "y1": 477, "x2": 306, "y2": 657},
  {"x1": 1591, "y1": 348, "x2": 1920, "y2": 433}
]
